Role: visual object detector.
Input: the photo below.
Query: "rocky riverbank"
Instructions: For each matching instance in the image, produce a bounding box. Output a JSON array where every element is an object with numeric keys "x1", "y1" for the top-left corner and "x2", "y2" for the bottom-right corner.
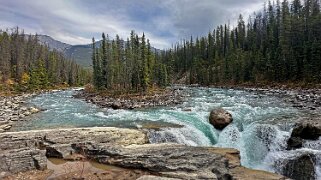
[
  {"x1": 73, "y1": 88, "x2": 185, "y2": 110},
  {"x1": 0, "y1": 94, "x2": 42, "y2": 132},
  {"x1": 0, "y1": 127, "x2": 287, "y2": 179}
]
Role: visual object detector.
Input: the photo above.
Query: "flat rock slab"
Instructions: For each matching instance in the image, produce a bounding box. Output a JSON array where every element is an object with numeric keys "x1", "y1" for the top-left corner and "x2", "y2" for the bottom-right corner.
[
  {"x1": 0, "y1": 127, "x2": 148, "y2": 151},
  {"x1": 72, "y1": 143, "x2": 286, "y2": 180}
]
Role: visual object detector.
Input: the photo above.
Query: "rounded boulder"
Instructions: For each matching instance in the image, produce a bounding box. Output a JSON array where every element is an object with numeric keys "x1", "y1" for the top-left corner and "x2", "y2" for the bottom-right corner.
[{"x1": 209, "y1": 108, "x2": 233, "y2": 130}]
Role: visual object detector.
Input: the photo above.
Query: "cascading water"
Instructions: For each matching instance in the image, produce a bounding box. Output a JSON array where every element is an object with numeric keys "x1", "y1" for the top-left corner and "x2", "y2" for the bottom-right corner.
[{"x1": 13, "y1": 87, "x2": 321, "y2": 179}]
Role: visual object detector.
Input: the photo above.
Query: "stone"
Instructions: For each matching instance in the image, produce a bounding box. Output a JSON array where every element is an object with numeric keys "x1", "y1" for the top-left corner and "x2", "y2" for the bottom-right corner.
[
  {"x1": 9, "y1": 116, "x2": 19, "y2": 121},
  {"x1": 291, "y1": 119, "x2": 321, "y2": 140},
  {"x1": 287, "y1": 119, "x2": 321, "y2": 149},
  {"x1": 0, "y1": 171, "x2": 11, "y2": 179},
  {"x1": 0, "y1": 121, "x2": 9, "y2": 126},
  {"x1": 29, "y1": 107, "x2": 40, "y2": 114},
  {"x1": 0, "y1": 124, "x2": 12, "y2": 131},
  {"x1": 73, "y1": 143, "x2": 234, "y2": 179},
  {"x1": 286, "y1": 137, "x2": 303, "y2": 150},
  {"x1": 209, "y1": 108, "x2": 233, "y2": 130},
  {"x1": 230, "y1": 167, "x2": 287, "y2": 180},
  {"x1": 23, "y1": 111, "x2": 31, "y2": 116},
  {"x1": 111, "y1": 101, "x2": 122, "y2": 110},
  {"x1": 0, "y1": 148, "x2": 47, "y2": 174},
  {"x1": 283, "y1": 154, "x2": 316, "y2": 180},
  {"x1": 71, "y1": 142, "x2": 286, "y2": 180}
]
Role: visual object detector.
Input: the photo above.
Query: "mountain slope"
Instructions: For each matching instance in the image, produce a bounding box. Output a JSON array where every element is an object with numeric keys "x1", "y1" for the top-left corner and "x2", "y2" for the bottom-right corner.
[
  {"x1": 64, "y1": 44, "x2": 93, "y2": 67},
  {"x1": 36, "y1": 35, "x2": 162, "y2": 68},
  {"x1": 36, "y1": 35, "x2": 72, "y2": 52}
]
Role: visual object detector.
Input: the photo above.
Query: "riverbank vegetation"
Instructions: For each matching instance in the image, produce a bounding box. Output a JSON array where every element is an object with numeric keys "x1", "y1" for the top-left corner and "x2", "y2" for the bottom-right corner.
[
  {"x1": 160, "y1": 0, "x2": 321, "y2": 86},
  {"x1": 0, "y1": 27, "x2": 91, "y2": 94}
]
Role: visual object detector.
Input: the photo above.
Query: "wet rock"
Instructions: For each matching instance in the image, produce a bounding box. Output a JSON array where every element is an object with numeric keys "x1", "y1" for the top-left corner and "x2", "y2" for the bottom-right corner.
[
  {"x1": 286, "y1": 137, "x2": 303, "y2": 150},
  {"x1": 287, "y1": 119, "x2": 321, "y2": 150},
  {"x1": 283, "y1": 154, "x2": 316, "y2": 180},
  {"x1": 209, "y1": 108, "x2": 233, "y2": 130},
  {"x1": 291, "y1": 119, "x2": 321, "y2": 140}
]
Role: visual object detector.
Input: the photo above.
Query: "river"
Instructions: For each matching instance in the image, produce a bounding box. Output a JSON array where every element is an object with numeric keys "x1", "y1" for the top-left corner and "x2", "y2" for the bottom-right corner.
[{"x1": 12, "y1": 87, "x2": 321, "y2": 179}]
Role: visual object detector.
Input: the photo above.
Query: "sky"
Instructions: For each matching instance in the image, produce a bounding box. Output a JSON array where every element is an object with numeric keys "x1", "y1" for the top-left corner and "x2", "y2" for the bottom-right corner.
[{"x1": 0, "y1": 0, "x2": 265, "y2": 49}]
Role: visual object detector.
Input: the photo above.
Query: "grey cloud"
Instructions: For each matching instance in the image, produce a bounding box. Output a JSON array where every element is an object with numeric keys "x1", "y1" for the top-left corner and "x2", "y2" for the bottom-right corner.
[{"x1": 0, "y1": 0, "x2": 267, "y2": 49}]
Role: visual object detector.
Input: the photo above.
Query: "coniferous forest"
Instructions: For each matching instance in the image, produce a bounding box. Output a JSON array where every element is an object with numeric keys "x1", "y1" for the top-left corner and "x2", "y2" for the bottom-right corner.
[
  {"x1": 92, "y1": 31, "x2": 168, "y2": 93},
  {"x1": 159, "y1": 0, "x2": 321, "y2": 86},
  {"x1": 0, "y1": 27, "x2": 91, "y2": 92}
]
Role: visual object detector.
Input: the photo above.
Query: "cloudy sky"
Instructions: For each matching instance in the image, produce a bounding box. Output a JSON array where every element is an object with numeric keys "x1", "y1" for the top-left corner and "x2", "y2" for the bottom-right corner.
[{"x1": 0, "y1": 0, "x2": 265, "y2": 49}]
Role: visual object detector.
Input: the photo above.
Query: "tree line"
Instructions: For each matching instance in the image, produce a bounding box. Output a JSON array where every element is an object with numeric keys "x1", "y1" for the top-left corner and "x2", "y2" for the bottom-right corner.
[
  {"x1": 92, "y1": 31, "x2": 168, "y2": 93},
  {"x1": 160, "y1": 0, "x2": 321, "y2": 86},
  {"x1": 0, "y1": 27, "x2": 91, "y2": 92}
]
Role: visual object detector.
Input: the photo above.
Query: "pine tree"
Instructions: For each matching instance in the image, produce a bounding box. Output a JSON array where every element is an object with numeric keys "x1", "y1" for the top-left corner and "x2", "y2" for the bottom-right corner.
[{"x1": 101, "y1": 33, "x2": 108, "y2": 89}]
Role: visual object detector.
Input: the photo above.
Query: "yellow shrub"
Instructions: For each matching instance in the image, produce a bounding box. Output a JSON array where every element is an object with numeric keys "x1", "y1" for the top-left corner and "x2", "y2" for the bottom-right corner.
[
  {"x1": 5, "y1": 79, "x2": 15, "y2": 86},
  {"x1": 21, "y1": 73, "x2": 30, "y2": 84}
]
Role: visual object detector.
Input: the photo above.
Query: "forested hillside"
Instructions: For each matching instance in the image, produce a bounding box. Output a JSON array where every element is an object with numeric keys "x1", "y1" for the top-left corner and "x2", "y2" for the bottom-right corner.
[
  {"x1": 92, "y1": 31, "x2": 168, "y2": 93},
  {"x1": 160, "y1": 0, "x2": 321, "y2": 86},
  {"x1": 0, "y1": 27, "x2": 91, "y2": 92}
]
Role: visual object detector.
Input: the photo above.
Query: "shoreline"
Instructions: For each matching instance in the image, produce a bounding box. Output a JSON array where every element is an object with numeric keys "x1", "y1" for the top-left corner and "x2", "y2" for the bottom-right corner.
[
  {"x1": 0, "y1": 93, "x2": 42, "y2": 132},
  {"x1": 73, "y1": 88, "x2": 185, "y2": 110}
]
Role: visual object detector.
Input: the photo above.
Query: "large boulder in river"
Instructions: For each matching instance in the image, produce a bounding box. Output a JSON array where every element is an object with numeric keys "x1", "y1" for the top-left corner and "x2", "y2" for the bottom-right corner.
[
  {"x1": 287, "y1": 119, "x2": 321, "y2": 150},
  {"x1": 291, "y1": 119, "x2": 321, "y2": 140},
  {"x1": 283, "y1": 154, "x2": 316, "y2": 180},
  {"x1": 209, "y1": 108, "x2": 233, "y2": 130}
]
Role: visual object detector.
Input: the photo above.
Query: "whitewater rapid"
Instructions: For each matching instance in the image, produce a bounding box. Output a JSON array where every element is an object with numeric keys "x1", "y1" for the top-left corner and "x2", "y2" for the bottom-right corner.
[{"x1": 14, "y1": 87, "x2": 321, "y2": 179}]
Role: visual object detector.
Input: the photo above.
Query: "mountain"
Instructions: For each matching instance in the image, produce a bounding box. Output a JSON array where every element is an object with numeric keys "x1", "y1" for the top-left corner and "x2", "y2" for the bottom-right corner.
[
  {"x1": 36, "y1": 35, "x2": 72, "y2": 52},
  {"x1": 36, "y1": 35, "x2": 162, "y2": 68},
  {"x1": 64, "y1": 44, "x2": 94, "y2": 67}
]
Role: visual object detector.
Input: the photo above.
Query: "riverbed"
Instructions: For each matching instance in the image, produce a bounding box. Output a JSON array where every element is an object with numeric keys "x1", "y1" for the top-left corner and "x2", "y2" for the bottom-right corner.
[{"x1": 11, "y1": 87, "x2": 321, "y2": 179}]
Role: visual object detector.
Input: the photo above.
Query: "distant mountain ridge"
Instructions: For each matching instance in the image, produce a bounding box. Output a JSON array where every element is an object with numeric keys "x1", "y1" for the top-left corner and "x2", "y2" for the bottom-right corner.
[
  {"x1": 34, "y1": 35, "x2": 72, "y2": 52},
  {"x1": 35, "y1": 35, "x2": 161, "y2": 68}
]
